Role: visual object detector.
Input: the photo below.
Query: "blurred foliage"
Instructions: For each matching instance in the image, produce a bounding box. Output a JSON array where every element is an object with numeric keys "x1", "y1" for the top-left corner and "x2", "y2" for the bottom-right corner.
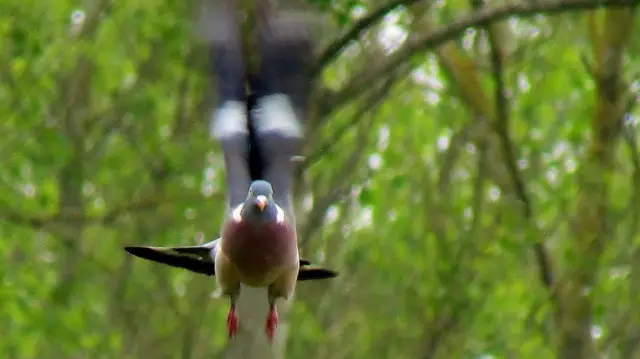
[{"x1": 1, "y1": 0, "x2": 639, "y2": 358}]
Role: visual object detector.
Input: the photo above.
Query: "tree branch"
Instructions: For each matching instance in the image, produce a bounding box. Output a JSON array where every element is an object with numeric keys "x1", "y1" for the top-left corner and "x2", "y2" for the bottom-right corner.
[
  {"x1": 299, "y1": 122, "x2": 375, "y2": 247},
  {"x1": 315, "y1": 0, "x2": 425, "y2": 73},
  {"x1": 324, "y1": 0, "x2": 639, "y2": 116},
  {"x1": 0, "y1": 191, "x2": 219, "y2": 229},
  {"x1": 437, "y1": 124, "x2": 472, "y2": 195},
  {"x1": 302, "y1": 62, "x2": 409, "y2": 171},
  {"x1": 486, "y1": 11, "x2": 554, "y2": 291}
]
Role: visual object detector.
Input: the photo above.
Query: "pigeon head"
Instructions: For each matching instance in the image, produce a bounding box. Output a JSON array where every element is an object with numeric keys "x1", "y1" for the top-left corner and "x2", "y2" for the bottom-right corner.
[{"x1": 241, "y1": 180, "x2": 280, "y2": 222}]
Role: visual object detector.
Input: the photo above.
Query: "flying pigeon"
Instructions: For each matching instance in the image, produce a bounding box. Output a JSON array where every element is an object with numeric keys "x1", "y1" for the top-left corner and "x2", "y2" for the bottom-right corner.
[
  {"x1": 126, "y1": 3, "x2": 328, "y2": 342},
  {"x1": 125, "y1": 180, "x2": 337, "y2": 341}
]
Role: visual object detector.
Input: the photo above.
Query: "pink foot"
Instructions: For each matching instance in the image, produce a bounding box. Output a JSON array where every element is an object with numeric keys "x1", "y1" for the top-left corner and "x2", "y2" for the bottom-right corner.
[
  {"x1": 265, "y1": 305, "x2": 278, "y2": 342},
  {"x1": 227, "y1": 305, "x2": 239, "y2": 339}
]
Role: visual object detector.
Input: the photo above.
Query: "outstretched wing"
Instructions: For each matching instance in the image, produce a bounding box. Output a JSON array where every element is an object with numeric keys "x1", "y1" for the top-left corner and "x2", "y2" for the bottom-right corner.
[
  {"x1": 297, "y1": 266, "x2": 339, "y2": 281},
  {"x1": 125, "y1": 239, "x2": 318, "y2": 276},
  {"x1": 124, "y1": 240, "x2": 218, "y2": 276}
]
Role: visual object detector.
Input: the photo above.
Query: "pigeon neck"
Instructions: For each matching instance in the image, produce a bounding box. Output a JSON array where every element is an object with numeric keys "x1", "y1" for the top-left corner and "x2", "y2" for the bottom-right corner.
[{"x1": 241, "y1": 201, "x2": 278, "y2": 223}]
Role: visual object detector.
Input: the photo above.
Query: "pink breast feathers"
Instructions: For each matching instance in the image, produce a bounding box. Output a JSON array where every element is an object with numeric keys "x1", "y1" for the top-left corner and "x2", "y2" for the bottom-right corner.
[{"x1": 222, "y1": 220, "x2": 297, "y2": 278}]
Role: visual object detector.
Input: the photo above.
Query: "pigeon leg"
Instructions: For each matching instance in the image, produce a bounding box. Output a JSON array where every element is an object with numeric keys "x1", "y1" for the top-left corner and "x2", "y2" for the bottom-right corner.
[
  {"x1": 264, "y1": 263, "x2": 298, "y2": 342},
  {"x1": 227, "y1": 297, "x2": 239, "y2": 339},
  {"x1": 265, "y1": 302, "x2": 278, "y2": 342}
]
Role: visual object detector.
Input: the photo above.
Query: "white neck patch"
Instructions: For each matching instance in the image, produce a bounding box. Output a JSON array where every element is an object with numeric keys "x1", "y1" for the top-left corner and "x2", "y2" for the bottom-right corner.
[
  {"x1": 275, "y1": 204, "x2": 285, "y2": 224},
  {"x1": 231, "y1": 203, "x2": 243, "y2": 223}
]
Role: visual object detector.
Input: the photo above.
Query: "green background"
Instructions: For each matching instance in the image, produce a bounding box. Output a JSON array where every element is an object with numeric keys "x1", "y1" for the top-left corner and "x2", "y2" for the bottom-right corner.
[{"x1": 1, "y1": 0, "x2": 639, "y2": 358}]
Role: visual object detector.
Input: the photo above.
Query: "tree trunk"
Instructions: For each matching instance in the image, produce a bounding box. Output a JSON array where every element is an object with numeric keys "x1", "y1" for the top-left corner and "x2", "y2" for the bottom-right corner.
[{"x1": 556, "y1": 8, "x2": 636, "y2": 359}]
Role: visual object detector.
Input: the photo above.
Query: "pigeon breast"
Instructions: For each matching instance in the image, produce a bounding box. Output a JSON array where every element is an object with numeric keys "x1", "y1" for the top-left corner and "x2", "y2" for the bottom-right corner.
[{"x1": 221, "y1": 218, "x2": 298, "y2": 285}]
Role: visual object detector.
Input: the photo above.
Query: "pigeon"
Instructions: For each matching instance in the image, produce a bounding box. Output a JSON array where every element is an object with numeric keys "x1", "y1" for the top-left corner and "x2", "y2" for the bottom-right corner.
[
  {"x1": 127, "y1": 5, "x2": 330, "y2": 342},
  {"x1": 125, "y1": 180, "x2": 337, "y2": 341},
  {"x1": 123, "y1": 242, "x2": 334, "y2": 280}
]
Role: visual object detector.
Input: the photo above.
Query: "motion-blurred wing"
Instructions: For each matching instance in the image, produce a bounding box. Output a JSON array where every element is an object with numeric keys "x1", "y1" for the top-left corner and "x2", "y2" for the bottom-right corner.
[{"x1": 124, "y1": 244, "x2": 216, "y2": 276}]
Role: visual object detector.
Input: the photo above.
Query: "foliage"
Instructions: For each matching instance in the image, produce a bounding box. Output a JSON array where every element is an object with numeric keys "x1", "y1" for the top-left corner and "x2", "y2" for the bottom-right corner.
[{"x1": 1, "y1": 0, "x2": 638, "y2": 358}]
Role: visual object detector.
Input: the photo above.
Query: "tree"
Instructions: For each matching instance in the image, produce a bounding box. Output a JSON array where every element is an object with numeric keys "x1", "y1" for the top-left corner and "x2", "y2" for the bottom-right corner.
[{"x1": 1, "y1": 0, "x2": 638, "y2": 358}]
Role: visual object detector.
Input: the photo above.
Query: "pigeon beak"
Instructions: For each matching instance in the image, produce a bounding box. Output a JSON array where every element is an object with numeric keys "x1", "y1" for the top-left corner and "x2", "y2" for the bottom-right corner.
[{"x1": 256, "y1": 195, "x2": 267, "y2": 211}]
